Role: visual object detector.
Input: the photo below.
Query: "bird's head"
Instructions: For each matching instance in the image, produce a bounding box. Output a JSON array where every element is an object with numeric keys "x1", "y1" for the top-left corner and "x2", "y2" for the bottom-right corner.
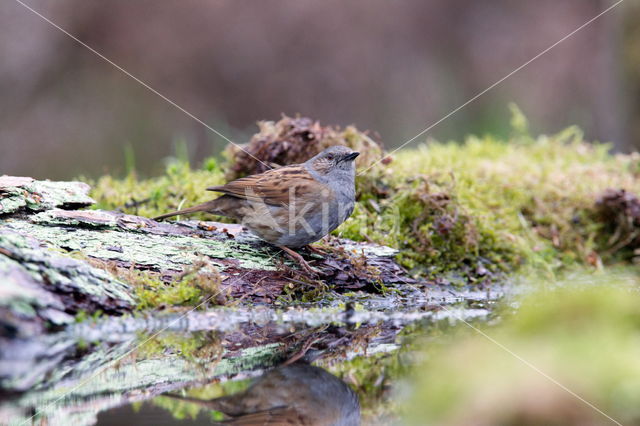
[{"x1": 307, "y1": 146, "x2": 360, "y2": 176}]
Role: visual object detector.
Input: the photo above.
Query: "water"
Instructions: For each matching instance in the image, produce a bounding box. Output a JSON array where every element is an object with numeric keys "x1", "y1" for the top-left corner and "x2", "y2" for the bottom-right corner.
[{"x1": 0, "y1": 284, "x2": 503, "y2": 425}]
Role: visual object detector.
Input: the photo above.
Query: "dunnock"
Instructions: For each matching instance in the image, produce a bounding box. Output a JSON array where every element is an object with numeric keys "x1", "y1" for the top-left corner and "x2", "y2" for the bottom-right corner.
[
  {"x1": 154, "y1": 146, "x2": 359, "y2": 273},
  {"x1": 164, "y1": 363, "x2": 361, "y2": 425}
]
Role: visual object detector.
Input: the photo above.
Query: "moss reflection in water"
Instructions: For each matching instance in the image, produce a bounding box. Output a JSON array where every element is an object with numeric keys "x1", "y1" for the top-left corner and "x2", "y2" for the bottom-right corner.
[
  {"x1": 404, "y1": 268, "x2": 640, "y2": 425},
  {"x1": 136, "y1": 331, "x2": 223, "y2": 364},
  {"x1": 148, "y1": 378, "x2": 251, "y2": 422},
  {"x1": 104, "y1": 268, "x2": 640, "y2": 424}
]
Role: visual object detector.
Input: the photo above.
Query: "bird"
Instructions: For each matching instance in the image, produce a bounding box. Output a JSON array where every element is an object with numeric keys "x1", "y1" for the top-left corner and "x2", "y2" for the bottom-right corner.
[
  {"x1": 153, "y1": 146, "x2": 360, "y2": 273},
  {"x1": 163, "y1": 363, "x2": 361, "y2": 425}
]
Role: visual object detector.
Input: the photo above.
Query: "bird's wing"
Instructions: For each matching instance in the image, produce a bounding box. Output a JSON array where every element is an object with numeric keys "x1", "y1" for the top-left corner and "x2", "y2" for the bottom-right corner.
[{"x1": 207, "y1": 165, "x2": 321, "y2": 206}]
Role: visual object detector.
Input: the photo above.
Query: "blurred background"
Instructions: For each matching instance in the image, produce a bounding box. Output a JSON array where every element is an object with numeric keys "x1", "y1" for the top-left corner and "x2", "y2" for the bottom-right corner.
[{"x1": 0, "y1": 0, "x2": 638, "y2": 180}]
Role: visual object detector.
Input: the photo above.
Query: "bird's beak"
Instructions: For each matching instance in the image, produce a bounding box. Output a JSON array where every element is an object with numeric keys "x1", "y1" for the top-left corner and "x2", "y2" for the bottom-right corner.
[{"x1": 343, "y1": 152, "x2": 360, "y2": 162}]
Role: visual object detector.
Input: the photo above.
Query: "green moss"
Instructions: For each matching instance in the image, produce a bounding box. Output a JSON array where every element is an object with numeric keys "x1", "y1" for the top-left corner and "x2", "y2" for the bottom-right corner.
[
  {"x1": 404, "y1": 268, "x2": 640, "y2": 425},
  {"x1": 133, "y1": 270, "x2": 202, "y2": 309},
  {"x1": 95, "y1": 258, "x2": 225, "y2": 310},
  {"x1": 341, "y1": 112, "x2": 639, "y2": 277},
  {"x1": 87, "y1": 109, "x2": 640, "y2": 279},
  {"x1": 87, "y1": 157, "x2": 226, "y2": 220},
  {"x1": 130, "y1": 263, "x2": 224, "y2": 310}
]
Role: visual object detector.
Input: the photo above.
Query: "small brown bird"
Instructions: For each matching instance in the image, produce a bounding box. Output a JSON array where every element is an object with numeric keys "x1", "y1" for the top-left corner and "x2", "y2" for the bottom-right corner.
[
  {"x1": 154, "y1": 146, "x2": 359, "y2": 273},
  {"x1": 164, "y1": 363, "x2": 361, "y2": 425}
]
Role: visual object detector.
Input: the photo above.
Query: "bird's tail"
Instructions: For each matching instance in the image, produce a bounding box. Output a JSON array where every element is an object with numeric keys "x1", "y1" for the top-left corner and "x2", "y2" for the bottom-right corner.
[{"x1": 153, "y1": 200, "x2": 221, "y2": 221}]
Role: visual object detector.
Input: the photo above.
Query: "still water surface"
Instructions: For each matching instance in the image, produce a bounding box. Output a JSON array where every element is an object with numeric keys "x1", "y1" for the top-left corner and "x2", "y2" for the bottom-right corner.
[{"x1": 1, "y1": 285, "x2": 501, "y2": 425}]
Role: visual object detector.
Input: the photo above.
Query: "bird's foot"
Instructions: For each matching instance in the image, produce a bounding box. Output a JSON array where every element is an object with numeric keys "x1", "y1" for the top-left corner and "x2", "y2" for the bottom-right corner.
[
  {"x1": 278, "y1": 246, "x2": 321, "y2": 276},
  {"x1": 304, "y1": 244, "x2": 329, "y2": 256}
]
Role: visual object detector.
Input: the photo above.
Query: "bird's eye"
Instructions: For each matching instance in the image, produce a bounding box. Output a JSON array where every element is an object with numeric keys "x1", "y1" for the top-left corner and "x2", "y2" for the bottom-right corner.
[{"x1": 327, "y1": 154, "x2": 334, "y2": 161}]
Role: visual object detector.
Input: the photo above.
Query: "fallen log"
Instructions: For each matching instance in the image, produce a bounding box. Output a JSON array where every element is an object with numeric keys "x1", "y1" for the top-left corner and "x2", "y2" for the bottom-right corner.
[{"x1": 0, "y1": 175, "x2": 414, "y2": 337}]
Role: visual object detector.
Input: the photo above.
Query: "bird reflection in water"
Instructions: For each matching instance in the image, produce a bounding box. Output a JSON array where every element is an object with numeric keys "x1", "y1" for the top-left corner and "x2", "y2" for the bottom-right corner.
[{"x1": 165, "y1": 363, "x2": 360, "y2": 425}]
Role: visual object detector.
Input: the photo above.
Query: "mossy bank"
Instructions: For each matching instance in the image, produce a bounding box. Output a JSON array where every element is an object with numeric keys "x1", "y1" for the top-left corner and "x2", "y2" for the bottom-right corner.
[{"x1": 90, "y1": 112, "x2": 640, "y2": 282}]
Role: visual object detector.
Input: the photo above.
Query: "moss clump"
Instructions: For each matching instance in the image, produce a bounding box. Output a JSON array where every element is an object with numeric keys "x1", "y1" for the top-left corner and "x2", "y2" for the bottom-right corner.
[
  {"x1": 88, "y1": 110, "x2": 640, "y2": 279},
  {"x1": 224, "y1": 115, "x2": 384, "y2": 180},
  {"x1": 88, "y1": 156, "x2": 226, "y2": 220},
  {"x1": 134, "y1": 261, "x2": 225, "y2": 310},
  {"x1": 340, "y1": 113, "x2": 640, "y2": 278},
  {"x1": 88, "y1": 258, "x2": 225, "y2": 310},
  {"x1": 403, "y1": 269, "x2": 640, "y2": 425},
  {"x1": 132, "y1": 270, "x2": 202, "y2": 310},
  {"x1": 594, "y1": 188, "x2": 640, "y2": 261}
]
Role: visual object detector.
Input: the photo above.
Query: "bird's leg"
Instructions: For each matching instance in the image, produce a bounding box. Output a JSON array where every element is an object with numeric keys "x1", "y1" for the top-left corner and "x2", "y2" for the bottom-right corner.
[{"x1": 278, "y1": 245, "x2": 318, "y2": 275}]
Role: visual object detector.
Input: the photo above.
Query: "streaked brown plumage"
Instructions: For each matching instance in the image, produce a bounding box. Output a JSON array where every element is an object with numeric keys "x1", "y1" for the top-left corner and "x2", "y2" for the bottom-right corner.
[{"x1": 153, "y1": 146, "x2": 359, "y2": 273}]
